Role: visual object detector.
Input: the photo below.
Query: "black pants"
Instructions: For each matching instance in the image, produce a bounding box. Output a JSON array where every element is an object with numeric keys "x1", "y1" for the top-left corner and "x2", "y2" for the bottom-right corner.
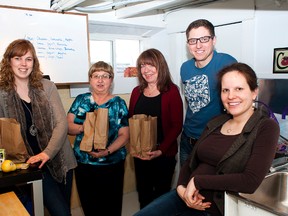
[
  {"x1": 75, "y1": 161, "x2": 125, "y2": 216},
  {"x1": 134, "y1": 156, "x2": 176, "y2": 209}
]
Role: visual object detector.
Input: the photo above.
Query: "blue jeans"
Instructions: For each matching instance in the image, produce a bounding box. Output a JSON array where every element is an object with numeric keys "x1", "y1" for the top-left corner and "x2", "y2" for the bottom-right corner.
[
  {"x1": 133, "y1": 189, "x2": 211, "y2": 216},
  {"x1": 179, "y1": 132, "x2": 197, "y2": 167},
  {"x1": 42, "y1": 169, "x2": 73, "y2": 216}
]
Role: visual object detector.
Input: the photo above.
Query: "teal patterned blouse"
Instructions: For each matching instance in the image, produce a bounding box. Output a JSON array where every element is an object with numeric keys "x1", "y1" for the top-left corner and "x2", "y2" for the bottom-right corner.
[{"x1": 68, "y1": 93, "x2": 129, "y2": 165}]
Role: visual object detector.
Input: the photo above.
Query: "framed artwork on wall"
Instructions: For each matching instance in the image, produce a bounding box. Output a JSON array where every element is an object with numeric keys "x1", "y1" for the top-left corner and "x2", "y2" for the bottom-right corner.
[{"x1": 273, "y1": 47, "x2": 288, "y2": 73}]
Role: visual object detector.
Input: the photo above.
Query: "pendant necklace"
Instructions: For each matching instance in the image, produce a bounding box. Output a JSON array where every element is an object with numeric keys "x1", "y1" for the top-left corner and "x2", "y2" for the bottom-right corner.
[
  {"x1": 226, "y1": 120, "x2": 233, "y2": 133},
  {"x1": 21, "y1": 100, "x2": 37, "y2": 136},
  {"x1": 227, "y1": 128, "x2": 232, "y2": 133},
  {"x1": 146, "y1": 85, "x2": 157, "y2": 96}
]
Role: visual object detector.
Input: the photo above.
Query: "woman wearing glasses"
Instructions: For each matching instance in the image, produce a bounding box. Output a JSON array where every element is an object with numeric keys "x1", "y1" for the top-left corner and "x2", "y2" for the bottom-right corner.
[{"x1": 67, "y1": 61, "x2": 129, "y2": 216}]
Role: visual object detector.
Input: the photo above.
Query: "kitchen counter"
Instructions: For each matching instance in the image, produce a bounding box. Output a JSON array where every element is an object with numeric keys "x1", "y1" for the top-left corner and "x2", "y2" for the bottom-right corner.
[{"x1": 0, "y1": 168, "x2": 44, "y2": 216}]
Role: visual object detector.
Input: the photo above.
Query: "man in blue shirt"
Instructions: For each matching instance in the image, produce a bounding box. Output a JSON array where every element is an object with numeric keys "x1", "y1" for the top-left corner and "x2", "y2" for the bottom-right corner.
[{"x1": 180, "y1": 19, "x2": 237, "y2": 166}]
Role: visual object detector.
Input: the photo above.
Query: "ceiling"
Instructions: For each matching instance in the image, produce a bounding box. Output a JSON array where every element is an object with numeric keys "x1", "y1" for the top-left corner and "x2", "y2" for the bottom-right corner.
[
  {"x1": 88, "y1": 21, "x2": 164, "y2": 37},
  {"x1": 64, "y1": 0, "x2": 222, "y2": 37},
  {"x1": 74, "y1": 0, "x2": 221, "y2": 18},
  {"x1": 52, "y1": 0, "x2": 288, "y2": 18},
  {"x1": 50, "y1": 0, "x2": 288, "y2": 37}
]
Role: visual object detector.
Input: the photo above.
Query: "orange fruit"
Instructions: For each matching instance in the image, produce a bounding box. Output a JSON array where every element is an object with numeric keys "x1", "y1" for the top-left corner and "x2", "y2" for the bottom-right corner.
[{"x1": 1, "y1": 160, "x2": 17, "y2": 172}]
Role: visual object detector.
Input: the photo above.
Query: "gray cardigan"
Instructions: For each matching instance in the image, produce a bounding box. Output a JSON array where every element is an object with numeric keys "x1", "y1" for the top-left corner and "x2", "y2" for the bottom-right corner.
[{"x1": 0, "y1": 79, "x2": 77, "y2": 182}]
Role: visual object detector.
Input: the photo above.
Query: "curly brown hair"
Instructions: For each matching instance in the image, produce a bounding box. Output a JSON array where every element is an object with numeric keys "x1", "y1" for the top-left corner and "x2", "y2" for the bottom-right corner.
[{"x1": 0, "y1": 39, "x2": 43, "y2": 91}]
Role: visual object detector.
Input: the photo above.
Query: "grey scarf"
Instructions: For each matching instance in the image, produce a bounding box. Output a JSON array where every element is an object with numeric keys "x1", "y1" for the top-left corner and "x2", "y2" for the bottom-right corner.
[{"x1": 4, "y1": 86, "x2": 66, "y2": 183}]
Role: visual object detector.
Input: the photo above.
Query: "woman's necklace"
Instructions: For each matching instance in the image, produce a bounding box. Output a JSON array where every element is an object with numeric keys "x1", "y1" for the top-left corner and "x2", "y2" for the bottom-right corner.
[
  {"x1": 225, "y1": 120, "x2": 246, "y2": 134},
  {"x1": 146, "y1": 85, "x2": 158, "y2": 96},
  {"x1": 225, "y1": 120, "x2": 234, "y2": 134},
  {"x1": 21, "y1": 100, "x2": 37, "y2": 136},
  {"x1": 227, "y1": 128, "x2": 232, "y2": 133}
]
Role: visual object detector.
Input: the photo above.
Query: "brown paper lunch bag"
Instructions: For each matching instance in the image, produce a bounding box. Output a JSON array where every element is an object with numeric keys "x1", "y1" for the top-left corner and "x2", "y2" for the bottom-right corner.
[
  {"x1": 128, "y1": 114, "x2": 157, "y2": 157},
  {"x1": 140, "y1": 115, "x2": 157, "y2": 158},
  {"x1": 0, "y1": 118, "x2": 29, "y2": 163},
  {"x1": 93, "y1": 108, "x2": 109, "y2": 150},
  {"x1": 80, "y1": 108, "x2": 109, "y2": 152},
  {"x1": 128, "y1": 114, "x2": 146, "y2": 156}
]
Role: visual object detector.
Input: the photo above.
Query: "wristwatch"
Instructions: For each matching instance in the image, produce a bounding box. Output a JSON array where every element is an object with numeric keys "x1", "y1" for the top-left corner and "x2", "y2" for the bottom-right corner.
[{"x1": 106, "y1": 148, "x2": 111, "y2": 155}]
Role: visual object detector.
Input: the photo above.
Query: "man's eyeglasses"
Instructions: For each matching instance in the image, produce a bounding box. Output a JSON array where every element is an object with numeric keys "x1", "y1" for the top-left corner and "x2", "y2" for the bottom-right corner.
[
  {"x1": 91, "y1": 74, "x2": 111, "y2": 80},
  {"x1": 187, "y1": 36, "x2": 214, "y2": 45}
]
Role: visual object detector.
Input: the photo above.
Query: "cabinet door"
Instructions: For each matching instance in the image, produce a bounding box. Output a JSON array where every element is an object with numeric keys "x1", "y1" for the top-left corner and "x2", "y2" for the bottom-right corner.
[
  {"x1": 215, "y1": 22, "x2": 242, "y2": 61},
  {"x1": 238, "y1": 200, "x2": 277, "y2": 216}
]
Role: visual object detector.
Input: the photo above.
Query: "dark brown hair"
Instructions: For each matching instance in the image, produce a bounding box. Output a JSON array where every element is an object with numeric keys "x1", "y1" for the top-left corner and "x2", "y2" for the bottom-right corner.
[
  {"x1": 185, "y1": 19, "x2": 215, "y2": 40},
  {"x1": 0, "y1": 39, "x2": 43, "y2": 91},
  {"x1": 217, "y1": 62, "x2": 258, "y2": 91},
  {"x1": 136, "y1": 48, "x2": 173, "y2": 92}
]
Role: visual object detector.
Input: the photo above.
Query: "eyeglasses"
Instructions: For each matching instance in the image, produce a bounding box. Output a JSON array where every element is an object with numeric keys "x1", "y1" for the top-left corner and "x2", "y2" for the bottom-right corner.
[
  {"x1": 91, "y1": 74, "x2": 111, "y2": 80},
  {"x1": 187, "y1": 36, "x2": 214, "y2": 45}
]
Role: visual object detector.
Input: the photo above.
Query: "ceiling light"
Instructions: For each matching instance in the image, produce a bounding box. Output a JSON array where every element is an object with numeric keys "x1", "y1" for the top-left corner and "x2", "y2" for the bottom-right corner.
[
  {"x1": 74, "y1": 0, "x2": 152, "y2": 12},
  {"x1": 51, "y1": 0, "x2": 85, "y2": 12}
]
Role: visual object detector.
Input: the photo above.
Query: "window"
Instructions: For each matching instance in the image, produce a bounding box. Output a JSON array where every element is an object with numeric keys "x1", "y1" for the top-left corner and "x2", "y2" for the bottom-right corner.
[
  {"x1": 89, "y1": 39, "x2": 140, "y2": 77},
  {"x1": 87, "y1": 38, "x2": 141, "y2": 94},
  {"x1": 89, "y1": 40, "x2": 112, "y2": 64},
  {"x1": 115, "y1": 39, "x2": 140, "y2": 77}
]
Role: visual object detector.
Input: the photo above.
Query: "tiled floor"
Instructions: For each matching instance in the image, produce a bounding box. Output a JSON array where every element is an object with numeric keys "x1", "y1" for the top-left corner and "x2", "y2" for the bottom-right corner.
[
  {"x1": 121, "y1": 191, "x2": 140, "y2": 216},
  {"x1": 71, "y1": 191, "x2": 140, "y2": 216},
  {"x1": 70, "y1": 161, "x2": 180, "y2": 216}
]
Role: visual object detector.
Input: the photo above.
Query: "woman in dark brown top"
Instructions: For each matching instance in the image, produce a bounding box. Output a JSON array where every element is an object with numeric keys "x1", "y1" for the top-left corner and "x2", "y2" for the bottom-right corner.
[{"x1": 133, "y1": 62, "x2": 280, "y2": 216}]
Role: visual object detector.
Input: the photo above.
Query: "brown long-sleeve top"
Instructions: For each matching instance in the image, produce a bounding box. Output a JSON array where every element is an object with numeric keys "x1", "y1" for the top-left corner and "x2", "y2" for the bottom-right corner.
[{"x1": 178, "y1": 108, "x2": 280, "y2": 215}]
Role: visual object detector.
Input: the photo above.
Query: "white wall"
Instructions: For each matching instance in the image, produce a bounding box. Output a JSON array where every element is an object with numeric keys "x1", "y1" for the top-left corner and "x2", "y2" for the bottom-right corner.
[
  {"x1": 165, "y1": 0, "x2": 255, "y2": 34},
  {"x1": 254, "y1": 10, "x2": 288, "y2": 79}
]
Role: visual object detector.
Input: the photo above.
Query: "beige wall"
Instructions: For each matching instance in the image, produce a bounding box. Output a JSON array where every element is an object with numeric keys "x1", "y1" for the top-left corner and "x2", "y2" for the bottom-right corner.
[{"x1": 57, "y1": 86, "x2": 136, "y2": 209}]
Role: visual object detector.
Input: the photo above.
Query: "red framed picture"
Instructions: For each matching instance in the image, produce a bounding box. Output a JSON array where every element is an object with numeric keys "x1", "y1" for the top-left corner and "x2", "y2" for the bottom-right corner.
[{"x1": 273, "y1": 47, "x2": 288, "y2": 73}]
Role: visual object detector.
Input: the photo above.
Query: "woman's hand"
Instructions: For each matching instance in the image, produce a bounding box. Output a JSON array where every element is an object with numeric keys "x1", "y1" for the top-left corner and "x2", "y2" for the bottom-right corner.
[
  {"x1": 134, "y1": 150, "x2": 162, "y2": 160},
  {"x1": 177, "y1": 183, "x2": 211, "y2": 210},
  {"x1": 184, "y1": 177, "x2": 198, "y2": 203},
  {"x1": 88, "y1": 127, "x2": 129, "y2": 159},
  {"x1": 26, "y1": 152, "x2": 50, "y2": 169},
  {"x1": 89, "y1": 149, "x2": 108, "y2": 158}
]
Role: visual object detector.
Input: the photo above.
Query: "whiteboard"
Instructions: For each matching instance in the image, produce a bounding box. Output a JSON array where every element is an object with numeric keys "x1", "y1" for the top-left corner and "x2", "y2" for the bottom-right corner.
[{"x1": 0, "y1": 5, "x2": 90, "y2": 84}]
